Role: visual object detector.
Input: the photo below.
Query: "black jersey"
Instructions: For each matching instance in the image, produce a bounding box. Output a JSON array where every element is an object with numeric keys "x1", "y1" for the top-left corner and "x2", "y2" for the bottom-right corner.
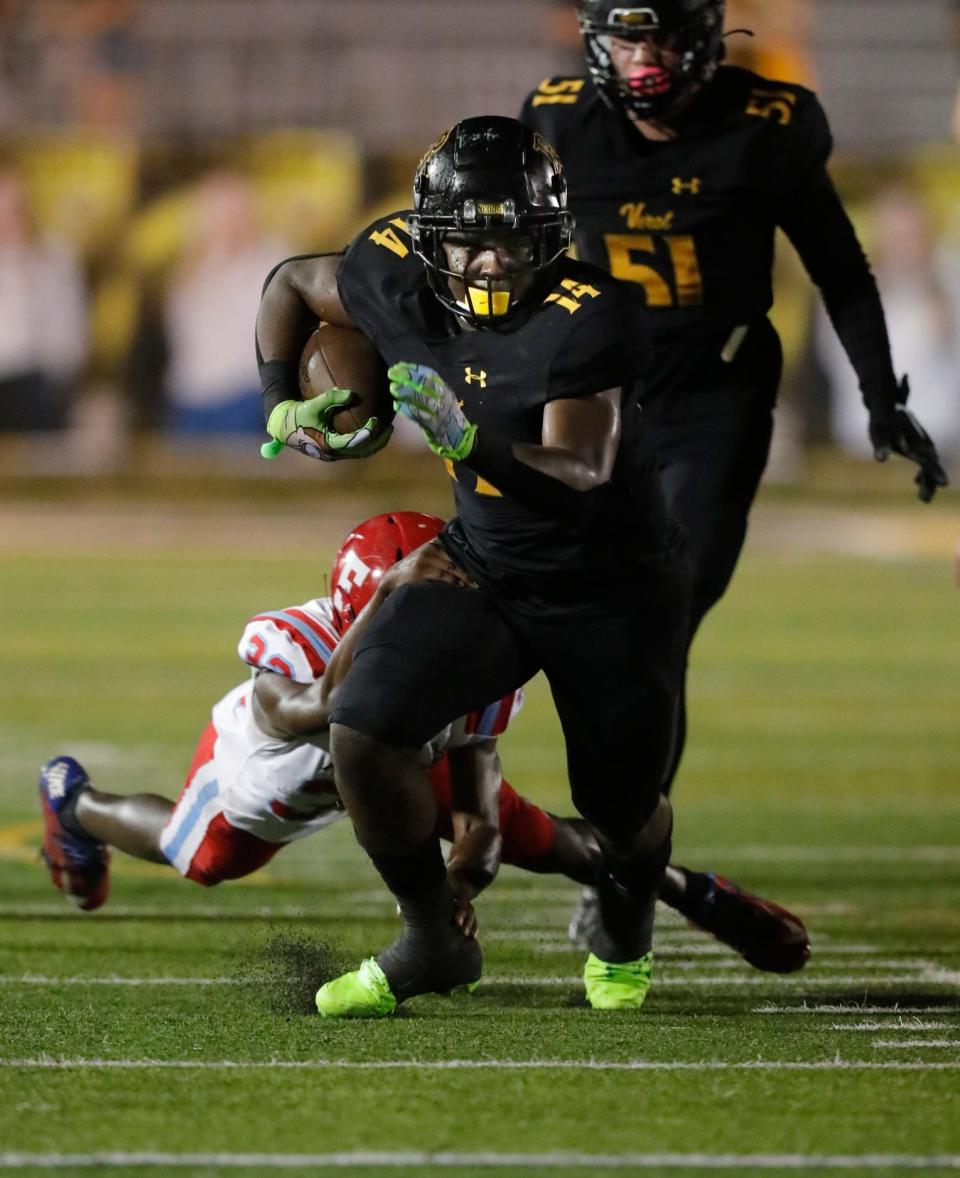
[
  {"x1": 521, "y1": 67, "x2": 899, "y2": 409},
  {"x1": 337, "y1": 211, "x2": 672, "y2": 587},
  {"x1": 521, "y1": 67, "x2": 832, "y2": 335}
]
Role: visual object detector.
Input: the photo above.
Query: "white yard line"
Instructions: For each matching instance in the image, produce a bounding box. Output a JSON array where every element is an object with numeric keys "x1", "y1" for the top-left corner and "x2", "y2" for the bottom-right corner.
[
  {"x1": 917, "y1": 969, "x2": 960, "y2": 985},
  {"x1": 2, "y1": 1058, "x2": 960, "y2": 1073},
  {"x1": 0, "y1": 975, "x2": 242, "y2": 986},
  {"x1": 0, "y1": 905, "x2": 327, "y2": 919},
  {"x1": 486, "y1": 929, "x2": 723, "y2": 944},
  {"x1": 677, "y1": 847, "x2": 960, "y2": 864},
  {"x1": 660, "y1": 959, "x2": 923, "y2": 972},
  {"x1": 1, "y1": 1151, "x2": 959, "y2": 1170},
  {"x1": 518, "y1": 943, "x2": 883, "y2": 958},
  {"x1": 790, "y1": 903, "x2": 861, "y2": 917},
  {"x1": 0, "y1": 900, "x2": 871, "y2": 919},
  {"x1": 756, "y1": 1005, "x2": 958, "y2": 1015},
  {"x1": 490, "y1": 973, "x2": 959, "y2": 988},
  {"x1": 872, "y1": 1039, "x2": 960, "y2": 1049},
  {"x1": 828, "y1": 1022, "x2": 952, "y2": 1031}
]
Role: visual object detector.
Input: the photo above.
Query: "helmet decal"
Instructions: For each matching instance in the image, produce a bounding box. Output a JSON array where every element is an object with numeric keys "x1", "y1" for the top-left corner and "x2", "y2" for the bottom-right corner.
[
  {"x1": 532, "y1": 131, "x2": 564, "y2": 173},
  {"x1": 416, "y1": 127, "x2": 453, "y2": 176}
]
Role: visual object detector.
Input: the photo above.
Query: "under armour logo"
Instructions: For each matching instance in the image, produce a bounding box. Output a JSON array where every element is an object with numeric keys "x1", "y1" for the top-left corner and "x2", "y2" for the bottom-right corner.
[
  {"x1": 671, "y1": 177, "x2": 702, "y2": 196},
  {"x1": 464, "y1": 367, "x2": 487, "y2": 388}
]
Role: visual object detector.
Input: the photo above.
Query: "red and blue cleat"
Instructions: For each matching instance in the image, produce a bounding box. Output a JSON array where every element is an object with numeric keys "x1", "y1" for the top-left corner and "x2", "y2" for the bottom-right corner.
[
  {"x1": 691, "y1": 874, "x2": 811, "y2": 974},
  {"x1": 569, "y1": 872, "x2": 811, "y2": 974},
  {"x1": 38, "y1": 756, "x2": 110, "y2": 911}
]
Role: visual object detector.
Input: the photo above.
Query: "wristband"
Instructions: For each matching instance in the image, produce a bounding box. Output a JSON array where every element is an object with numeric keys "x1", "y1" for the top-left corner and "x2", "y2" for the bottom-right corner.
[{"x1": 260, "y1": 360, "x2": 299, "y2": 420}]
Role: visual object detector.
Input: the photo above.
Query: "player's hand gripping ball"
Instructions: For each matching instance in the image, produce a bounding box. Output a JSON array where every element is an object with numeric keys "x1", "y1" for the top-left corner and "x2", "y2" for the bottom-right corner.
[{"x1": 261, "y1": 324, "x2": 394, "y2": 461}]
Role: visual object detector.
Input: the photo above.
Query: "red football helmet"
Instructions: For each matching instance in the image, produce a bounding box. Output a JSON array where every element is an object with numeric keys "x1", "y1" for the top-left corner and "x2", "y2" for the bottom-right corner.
[{"x1": 330, "y1": 511, "x2": 446, "y2": 633}]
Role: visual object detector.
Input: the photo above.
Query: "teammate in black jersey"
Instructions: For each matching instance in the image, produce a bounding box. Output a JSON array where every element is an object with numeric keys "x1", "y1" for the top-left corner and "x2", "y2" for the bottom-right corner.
[
  {"x1": 256, "y1": 116, "x2": 693, "y2": 1014},
  {"x1": 521, "y1": 2, "x2": 948, "y2": 876}
]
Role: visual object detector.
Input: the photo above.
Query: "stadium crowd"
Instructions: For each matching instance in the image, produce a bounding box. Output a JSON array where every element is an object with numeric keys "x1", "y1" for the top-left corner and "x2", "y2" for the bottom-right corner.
[{"x1": 0, "y1": 0, "x2": 958, "y2": 479}]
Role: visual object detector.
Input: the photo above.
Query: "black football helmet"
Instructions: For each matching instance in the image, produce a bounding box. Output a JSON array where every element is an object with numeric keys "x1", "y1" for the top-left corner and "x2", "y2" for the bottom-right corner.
[
  {"x1": 577, "y1": 0, "x2": 725, "y2": 118},
  {"x1": 407, "y1": 116, "x2": 574, "y2": 329}
]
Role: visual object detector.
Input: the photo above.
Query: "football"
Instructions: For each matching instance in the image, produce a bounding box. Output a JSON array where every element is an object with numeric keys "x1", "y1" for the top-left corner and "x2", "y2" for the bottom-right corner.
[{"x1": 298, "y1": 323, "x2": 393, "y2": 455}]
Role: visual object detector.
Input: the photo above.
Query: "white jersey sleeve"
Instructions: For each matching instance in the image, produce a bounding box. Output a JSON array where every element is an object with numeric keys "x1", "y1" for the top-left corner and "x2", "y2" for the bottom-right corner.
[{"x1": 237, "y1": 597, "x2": 340, "y2": 684}]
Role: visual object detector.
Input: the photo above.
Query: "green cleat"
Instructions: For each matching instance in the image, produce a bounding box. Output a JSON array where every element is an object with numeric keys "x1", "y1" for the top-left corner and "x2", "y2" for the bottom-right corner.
[
  {"x1": 315, "y1": 957, "x2": 398, "y2": 1018},
  {"x1": 449, "y1": 979, "x2": 480, "y2": 996},
  {"x1": 583, "y1": 951, "x2": 654, "y2": 1010}
]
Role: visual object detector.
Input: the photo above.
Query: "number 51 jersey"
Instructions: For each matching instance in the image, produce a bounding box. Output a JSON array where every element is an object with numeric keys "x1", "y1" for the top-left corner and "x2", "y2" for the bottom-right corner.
[{"x1": 520, "y1": 66, "x2": 833, "y2": 338}]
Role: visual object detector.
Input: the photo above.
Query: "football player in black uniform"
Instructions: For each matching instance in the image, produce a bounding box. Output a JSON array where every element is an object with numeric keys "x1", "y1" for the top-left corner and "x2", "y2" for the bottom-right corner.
[
  {"x1": 520, "y1": 0, "x2": 949, "y2": 942},
  {"x1": 256, "y1": 116, "x2": 694, "y2": 1014}
]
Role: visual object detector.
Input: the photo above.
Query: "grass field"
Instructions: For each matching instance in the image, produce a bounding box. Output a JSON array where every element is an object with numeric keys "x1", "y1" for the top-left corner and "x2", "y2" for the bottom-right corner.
[{"x1": 1, "y1": 498, "x2": 959, "y2": 1176}]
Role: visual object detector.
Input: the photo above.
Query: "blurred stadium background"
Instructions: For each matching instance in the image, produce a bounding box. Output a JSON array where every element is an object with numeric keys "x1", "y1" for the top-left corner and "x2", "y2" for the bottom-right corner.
[{"x1": 1, "y1": 0, "x2": 960, "y2": 486}]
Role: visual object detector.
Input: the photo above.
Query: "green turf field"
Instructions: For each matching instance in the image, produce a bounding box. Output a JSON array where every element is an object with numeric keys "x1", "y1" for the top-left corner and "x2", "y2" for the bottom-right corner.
[{"x1": 1, "y1": 506, "x2": 958, "y2": 1176}]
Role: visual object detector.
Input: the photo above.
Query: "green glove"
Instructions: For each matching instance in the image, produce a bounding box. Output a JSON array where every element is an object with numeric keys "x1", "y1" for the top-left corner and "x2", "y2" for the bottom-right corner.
[
  {"x1": 260, "y1": 390, "x2": 392, "y2": 462},
  {"x1": 388, "y1": 362, "x2": 477, "y2": 462}
]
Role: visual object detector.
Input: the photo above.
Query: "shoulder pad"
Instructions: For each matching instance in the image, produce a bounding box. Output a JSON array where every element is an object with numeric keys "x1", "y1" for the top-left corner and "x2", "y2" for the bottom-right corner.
[
  {"x1": 738, "y1": 72, "x2": 820, "y2": 130},
  {"x1": 351, "y1": 211, "x2": 417, "y2": 264},
  {"x1": 542, "y1": 264, "x2": 617, "y2": 319},
  {"x1": 238, "y1": 599, "x2": 339, "y2": 684},
  {"x1": 339, "y1": 210, "x2": 422, "y2": 336},
  {"x1": 757, "y1": 86, "x2": 831, "y2": 167},
  {"x1": 542, "y1": 259, "x2": 648, "y2": 399},
  {"x1": 724, "y1": 68, "x2": 831, "y2": 168}
]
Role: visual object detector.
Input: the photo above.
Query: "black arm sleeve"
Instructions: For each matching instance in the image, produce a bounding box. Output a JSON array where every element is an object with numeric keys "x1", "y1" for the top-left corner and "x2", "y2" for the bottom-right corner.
[
  {"x1": 779, "y1": 170, "x2": 898, "y2": 415},
  {"x1": 259, "y1": 360, "x2": 300, "y2": 419}
]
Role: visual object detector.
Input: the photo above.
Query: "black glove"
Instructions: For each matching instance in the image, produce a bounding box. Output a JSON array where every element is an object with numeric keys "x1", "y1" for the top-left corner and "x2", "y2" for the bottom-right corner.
[{"x1": 868, "y1": 377, "x2": 949, "y2": 503}]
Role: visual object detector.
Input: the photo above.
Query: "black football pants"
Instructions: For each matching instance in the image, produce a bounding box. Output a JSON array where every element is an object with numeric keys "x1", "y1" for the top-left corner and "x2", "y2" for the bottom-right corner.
[
  {"x1": 643, "y1": 318, "x2": 783, "y2": 791},
  {"x1": 330, "y1": 551, "x2": 688, "y2": 838}
]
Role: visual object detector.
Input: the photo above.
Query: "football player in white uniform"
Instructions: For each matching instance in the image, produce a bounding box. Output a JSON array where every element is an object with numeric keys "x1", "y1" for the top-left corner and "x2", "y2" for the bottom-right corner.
[{"x1": 38, "y1": 513, "x2": 596, "y2": 935}]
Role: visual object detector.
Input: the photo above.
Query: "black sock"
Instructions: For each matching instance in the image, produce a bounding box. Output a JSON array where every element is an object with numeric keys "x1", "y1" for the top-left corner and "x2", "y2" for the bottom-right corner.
[
  {"x1": 369, "y1": 838, "x2": 448, "y2": 917},
  {"x1": 663, "y1": 866, "x2": 713, "y2": 922},
  {"x1": 369, "y1": 839, "x2": 479, "y2": 1000},
  {"x1": 590, "y1": 823, "x2": 673, "y2": 962},
  {"x1": 590, "y1": 871, "x2": 657, "y2": 962}
]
